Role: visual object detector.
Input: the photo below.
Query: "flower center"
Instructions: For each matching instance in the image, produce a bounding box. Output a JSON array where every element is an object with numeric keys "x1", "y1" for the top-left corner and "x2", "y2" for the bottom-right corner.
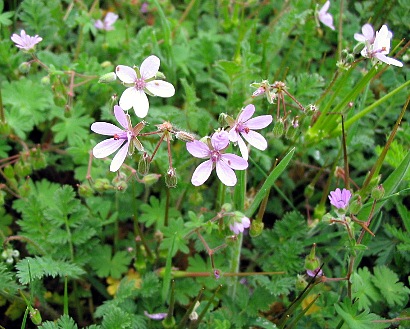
[
  {"x1": 135, "y1": 78, "x2": 146, "y2": 90},
  {"x1": 236, "y1": 122, "x2": 249, "y2": 134},
  {"x1": 210, "y1": 150, "x2": 221, "y2": 163}
]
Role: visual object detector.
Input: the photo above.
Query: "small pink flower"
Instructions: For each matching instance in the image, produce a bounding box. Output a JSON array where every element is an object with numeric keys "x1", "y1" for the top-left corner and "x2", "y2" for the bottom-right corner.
[
  {"x1": 11, "y1": 30, "x2": 42, "y2": 51},
  {"x1": 91, "y1": 105, "x2": 145, "y2": 172},
  {"x1": 116, "y1": 55, "x2": 175, "y2": 118},
  {"x1": 144, "y1": 311, "x2": 167, "y2": 320},
  {"x1": 307, "y1": 268, "x2": 323, "y2": 278},
  {"x1": 328, "y1": 188, "x2": 351, "y2": 209},
  {"x1": 318, "y1": 1, "x2": 335, "y2": 30},
  {"x1": 95, "y1": 12, "x2": 118, "y2": 31},
  {"x1": 354, "y1": 23, "x2": 376, "y2": 44},
  {"x1": 228, "y1": 104, "x2": 272, "y2": 160},
  {"x1": 360, "y1": 25, "x2": 403, "y2": 67},
  {"x1": 229, "y1": 216, "x2": 250, "y2": 235},
  {"x1": 186, "y1": 131, "x2": 248, "y2": 186}
]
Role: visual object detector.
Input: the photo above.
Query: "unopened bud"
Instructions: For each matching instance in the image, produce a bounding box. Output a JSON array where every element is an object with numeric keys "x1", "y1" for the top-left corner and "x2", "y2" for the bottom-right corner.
[
  {"x1": 314, "y1": 204, "x2": 326, "y2": 220},
  {"x1": 40, "y1": 75, "x2": 50, "y2": 85},
  {"x1": 0, "y1": 190, "x2": 5, "y2": 206},
  {"x1": 175, "y1": 131, "x2": 195, "y2": 142},
  {"x1": 305, "y1": 256, "x2": 320, "y2": 271},
  {"x1": 348, "y1": 194, "x2": 362, "y2": 215},
  {"x1": 165, "y1": 168, "x2": 177, "y2": 188},
  {"x1": 115, "y1": 181, "x2": 128, "y2": 191},
  {"x1": 353, "y1": 42, "x2": 366, "y2": 55},
  {"x1": 14, "y1": 160, "x2": 32, "y2": 177},
  {"x1": 213, "y1": 269, "x2": 221, "y2": 279},
  {"x1": 162, "y1": 316, "x2": 176, "y2": 329},
  {"x1": 252, "y1": 86, "x2": 266, "y2": 97},
  {"x1": 155, "y1": 71, "x2": 166, "y2": 80},
  {"x1": 99, "y1": 72, "x2": 117, "y2": 83},
  {"x1": 138, "y1": 152, "x2": 150, "y2": 175},
  {"x1": 371, "y1": 184, "x2": 385, "y2": 200},
  {"x1": 30, "y1": 308, "x2": 42, "y2": 325},
  {"x1": 100, "y1": 61, "x2": 112, "y2": 68},
  {"x1": 296, "y1": 274, "x2": 308, "y2": 290},
  {"x1": 78, "y1": 184, "x2": 94, "y2": 197},
  {"x1": 322, "y1": 213, "x2": 333, "y2": 224},
  {"x1": 249, "y1": 220, "x2": 264, "y2": 237},
  {"x1": 221, "y1": 203, "x2": 232, "y2": 212},
  {"x1": 285, "y1": 126, "x2": 297, "y2": 140},
  {"x1": 94, "y1": 178, "x2": 112, "y2": 192},
  {"x1": 304, "y1": 184, "x2": 314, "y2": 199},
  {"x1": 142, "y1": 173, "x2": 161, "y2": 186},
  {"x1": 19, "y1": 62, "x2": 31, "y2": 73},
  {"x1": 272, "y1": 119, "x2": 285, "y2": 138}
]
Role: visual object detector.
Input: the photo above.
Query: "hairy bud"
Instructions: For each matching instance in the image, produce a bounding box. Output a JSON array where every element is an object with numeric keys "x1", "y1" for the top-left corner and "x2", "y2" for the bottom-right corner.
[
  {"x1": 165, "y1": 168, "x2": 177, "y2": 188},
  {"x1": 99, "y1": 72, "x2": 117, "y2": 83}
]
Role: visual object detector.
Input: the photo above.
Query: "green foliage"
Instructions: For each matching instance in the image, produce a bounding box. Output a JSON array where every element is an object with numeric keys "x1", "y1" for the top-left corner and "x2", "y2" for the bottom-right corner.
[
  {"x1": 334, "y1": 298, "x2": 387, "y2": 329},
  {"x1": 0, "y1": 262, "x2": 20, "y2": 295},
  {"x1": 16, "y1": 256, "x2": 85, "y2": 284},
  {"x1": 89, "y1": 245, "x2": 132, "y2": 279}
]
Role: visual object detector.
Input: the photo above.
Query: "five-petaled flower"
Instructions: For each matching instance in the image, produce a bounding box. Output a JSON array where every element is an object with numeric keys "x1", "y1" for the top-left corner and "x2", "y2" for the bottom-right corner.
[
  {"x1": 230, "y1": 215, "x2": 251, "y2": 235},
  {"x1": 360, "y1": 25, "x2": 403, "y2": 67},
  {"x1": 186, "y1": 130, "x2": 248, "y2": 186},
  {"x1": 116, "y1": 55, "x2": 175, "y2": 118},
  {"x1": 11, "y1": 30, "x2": 42, "y2": 51},
  {"x1": 228, "y1": 104, "x2": 272, "y2": 160},
  {"x1": 95, "y1": 12, "x2": 119, "y2": 31},
  {"x1": 318, "y1": 1, "x2": 335, "y2": 30},
  {"x1": 328, "y1": 188, "x2": 352, "y2": 209},
  {"x1": 91, "y1": 105, "x2": 145, "y2": 172}
]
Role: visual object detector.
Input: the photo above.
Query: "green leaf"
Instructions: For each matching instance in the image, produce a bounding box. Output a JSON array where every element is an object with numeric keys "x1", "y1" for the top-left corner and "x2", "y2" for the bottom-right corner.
[
  {"x1": 52, "y1": 104, "x2": 93, "y2": 146},
  {"x1": 16, "y1": 256, "x2": 85, "y2": 284},
  {"x1": 334, "y1": 298, "x2": 387, "y2": 329},
  {"x1": 139, "y1": 196, "x2": 180, "y2": 228},
  {"x1": 0, "y1": 262, "x2": 20, "y2": 295},
  {"x1": 246, "y1": 147, "x2": 295, "y2": 218},
  {"x1": 89, "y1": 245, "x2": 131, "y2": 279},
  {"x1": 351, "y1": 267, "x2": 382, "y2": 310},
  {"x1": 101, "y1": 306, "x2": 133, "y2": 329},
  {"x1": 161, "y1": 217, "x2": 190, "y2": 256},
  {"x1": 372, "y1": 266, "x2": 410, "y2": 308}
]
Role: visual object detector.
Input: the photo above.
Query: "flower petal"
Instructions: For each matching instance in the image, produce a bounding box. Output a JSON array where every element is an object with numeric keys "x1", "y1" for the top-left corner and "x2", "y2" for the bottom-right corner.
[
  {"x1": 91, "y1": 122, "x2": 123, "y2": 136},
  {"x1": 216, "y1": 160, "x2": 237, "y2": 186},
  {"x1": 211, "y1": 131, "x2": 230, "y2": 150},
  {"x1": 220, "y1": 154, "x2": 248, "y2": 170},
  {"x1": 191, "y1": 160, "x2": 213, "y2": 186},
  {"x1": 375, "y1": 53, "x2": 403, "y2": 67},
  {"x1": 186, "y1": 140, "x2": 210, "y2": 158},
  {"x1": 229, "y1": 222, "x2": 242, "y2": 234},
  {"x1": 115, "y1": 65, "x2": 137, "y2": 84},
  {"x1": 319, "y1": 0, "x2": 330, "y2": 14},
  {"x1": 238, "y1": 104, "x2": 255, "y2": 122},
  {"x1": 140, "y1": 55, "x2": 160, "y2": 80},
  {"x1": 246, "y1": 115, "x2": 273, "y2": 129},
  {"x1": 132, "y1": 91, "x2": 150, "y2": 118},
  {"x1": 93, "y1": 138, "x2": 124, "y2": 158},
  {"x1": 237, "y1": 136, "x2": 249, "y2": 160},
  {"x1": 228, "y1": 127, "x2": 239, "y2": 143},
  {"x1": 362, "y1": 23, "x2": 374, "y2": 41},
  {"x1": 114, "y1": 105, "x2": 129, "y2": 129},
  {"x1": 241, "y1": 217, "x2": 251, "y2": 228},
  {"x1": 110, "y1": 141, "x2": 129, "y2": 172},
  {"x1": 146, "y1": 80, "x2": 175, "y2": 97},
  {"x1": 241, "y1": 130, "x2": 268, "y2": 150}
]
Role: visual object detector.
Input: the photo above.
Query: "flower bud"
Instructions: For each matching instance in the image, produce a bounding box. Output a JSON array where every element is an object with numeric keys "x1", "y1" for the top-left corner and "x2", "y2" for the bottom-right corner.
[
  {"x1": 40, "y1": 75, "x2": 50, "y2": 85},
  {"x1": 321, "y1": 213, "x2": 333, "y2": 224},
  {"x1": 14, "y1": 160, "x2": 32, "y2": 178},
  {"x1": 304, "y1": 184, "x2": 314, "y2": 199},
  {"x1": 221, "y1": 203, "x2": 232, "y2": 212},
  {"x1": 115, "y1": 181, "x2": 128, "y2": 191},
  {"x1": 371, "y1": 184, "x2": 385, "y2": 200},
  {"x1": 353, "y1": 42, "x2": 365, "y2": 55},
  {"x1": 94, "y1": 178, "x2": 112, "y2": 192},
  {"x1": 155, "y1": 71, "x2": 166, "y2": 80},
  {"x1": 285, "y1": 126, "x2": 297, "y2": 140},
  {"x1": 225, "y1": 234, "x2": 238, "y2": 246},
  {"x1": 272, "y1": 119, "x2": 285, "y2": 138},
  {"x1": 165, "y1": 168, "x2": 177, "y2": 188},
  {"x1": 138, "y1": 152, "x2": 150, "y2": 175},
  {"x1": 175, "y1": 131, "x2": 195, "y2": 142},
  {"x1": 305, "y1": 244, "x2": 320, "y2": 271},
  {"x1": 100, "y1": 61, "x2": 113, "y2": 68},
  {"x1": 99, "y1": 72, "x2": 117, "y2": 83},
  {"x1": 142, "y1": 173, "x2": 161, "y2": 186},
  {"x1": 296, "y1": 274, "x2": 308, "y2": 290},
  {"x1": 30, "y1": 308, "x2": 42, "y2": 325},
  {"x1": 313, "y1": 204, "x2": 325, "y2": 220},
  {"x1": 162, "y1": 316, "x2": 176, "y2": 329},
  {"x1": 348, "y1": 194, "x2": 362, "y2": 215},
  {"x1": 0, "y1": 190, "x2": 5, "y2": 206},
  {"x1": 19, "y1": 62, "x2": 31, "y2": 74},
  {"x1": 78, "y1": 184, "x2": 94, "y2": 198},
  {"x1": 249, "y1": 220, "x2": 264, "y2": 237}
]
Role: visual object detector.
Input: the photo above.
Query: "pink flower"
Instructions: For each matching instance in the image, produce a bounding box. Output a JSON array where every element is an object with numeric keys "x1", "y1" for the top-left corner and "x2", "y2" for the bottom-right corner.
[
  {"x1": 328, "y1": 188, "x2": 351, "y2": 209},
  {"x1": 360, "y1": 25, "x2": 403, "y2": 67},
  {"x1": 91, "y1": 105, "x2": 145, "y2": 172},
  {"x1": 186, "y1": 131, "x2": 248, "y2": 186},
  {"x1": 318, "y1": 1, "x2": 335, "y2": 30},
  {"x1": 115, "y1": 55, "x2": 175, "y2": 118},
  {"x1": 11, "y1": 30, "x2": 42, "y2": 51},
  {"x1": 354, "y1": 23, "x2": 376, "y2": 44},
  {"x1": 230, "y1": 216, "x2": 251, "y2": 235},
  {"x1": 144, "y1": 311, "x2": 167, "y2": 320},
  {"x1": 95, "y1": 12, "x2": 118, "y2": 31},
  {"x1": 307, "y1": 268, "x2": 323, "y2": 278},
  {"x1": 228, "y1": 104, "x2": 272, "y2": 160}
]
